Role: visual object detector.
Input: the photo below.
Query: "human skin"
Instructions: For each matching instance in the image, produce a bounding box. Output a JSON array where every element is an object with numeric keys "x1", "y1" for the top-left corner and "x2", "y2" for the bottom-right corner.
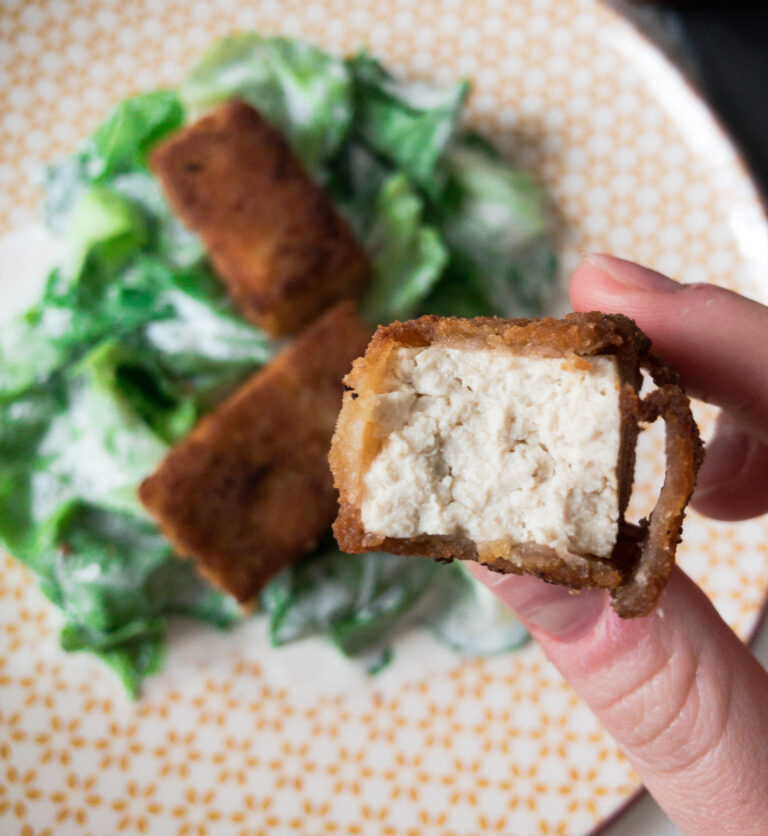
[{"x1": 470, "y1": 255, "x2": 768, "y2": 836}]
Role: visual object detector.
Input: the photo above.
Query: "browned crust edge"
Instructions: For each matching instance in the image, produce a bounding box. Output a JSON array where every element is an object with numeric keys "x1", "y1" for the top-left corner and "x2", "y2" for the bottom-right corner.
[
  {"x1": 150, "y1": 101, "x2": 370, "y2": 337},
  {"x1": 139, "y1": 301, "x2": 372, "y2": 605},
  {"x1": 330, "y1": 312, "x2": 703, "y2": 618},
  {"x1": 610, "y1": 360, "x2": 704, "y2": 616}
]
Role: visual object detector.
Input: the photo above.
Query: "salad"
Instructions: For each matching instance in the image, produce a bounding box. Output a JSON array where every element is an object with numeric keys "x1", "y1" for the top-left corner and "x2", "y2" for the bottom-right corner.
[{"x1": 0, "y1": 34, "x2": 556, "y2": 695}]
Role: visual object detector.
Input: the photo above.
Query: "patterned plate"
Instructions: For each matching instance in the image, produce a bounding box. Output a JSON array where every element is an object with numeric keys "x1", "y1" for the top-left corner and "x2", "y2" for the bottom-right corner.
[{"x1": 2, "y1": 2, "x2": 768, "y2": 835}]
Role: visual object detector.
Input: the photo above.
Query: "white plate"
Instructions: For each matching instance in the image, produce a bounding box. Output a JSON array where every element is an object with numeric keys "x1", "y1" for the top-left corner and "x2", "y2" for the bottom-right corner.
[{"x1": 2, "y1": 2, "x2": 768, "y2": 834}]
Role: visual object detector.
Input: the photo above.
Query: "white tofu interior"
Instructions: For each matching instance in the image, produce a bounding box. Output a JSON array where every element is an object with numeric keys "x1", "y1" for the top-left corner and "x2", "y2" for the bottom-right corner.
[{"x1": 360, "y1": 346, "x2": 622, "y2": 558}]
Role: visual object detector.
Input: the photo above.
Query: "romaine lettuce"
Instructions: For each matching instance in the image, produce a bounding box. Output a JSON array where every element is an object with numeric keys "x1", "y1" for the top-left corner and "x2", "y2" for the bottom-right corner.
[
  {"x1": 43, "y1": 90, "x2": 185, "y2": 233},
  {"x1": 48, "y1": 502, "x2": 240, "y2": 697},
  {"x1": 1, "y1": 33, "x2": 557, "y2": 692},
  {"x1": 87, "y1": 90, "x2": 185, "y2": 180},
  {"x1": 349, "y1": 53, "x2": 467, "y2": 190},
  {"x1": 360, "y1": 174, "x2": 448, "y2": 324},
  {"x1": 431, "y1": 136, "x2": 558, "y2": 317},
  {"x1": 181, "y1": 34, "x2": 353, "y2": 174}
]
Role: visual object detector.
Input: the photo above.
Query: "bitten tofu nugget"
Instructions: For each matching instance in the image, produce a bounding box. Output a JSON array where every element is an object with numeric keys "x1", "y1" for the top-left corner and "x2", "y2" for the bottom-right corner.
[
  {"x1": 139, "y1": 301, "x2": 372, "y2": 604},
  {"x1": 150, "y1": 101, "x2": 370, "y2": 336},
  {"x1": 330, "y1": 313, "x2": 702, "y2": 618}
]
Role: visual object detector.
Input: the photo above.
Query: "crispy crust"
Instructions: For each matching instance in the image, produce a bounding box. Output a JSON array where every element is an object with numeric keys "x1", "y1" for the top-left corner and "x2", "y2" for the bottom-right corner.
[
  {"x1": 329, "y1": 312, "x2": 703, "y2": 618},
  {"x1": 362, "y1": 311, "x2": 652, "y2": 359},
  {"x1": 139, "y1": 301, "x2": 372, "y2": 605},
  {"x1": 150, "y1": 101, "x2": 370, "y2": 336},
  {"x1": 611, "y1": 377, "x2": 703, "y2": 615}
]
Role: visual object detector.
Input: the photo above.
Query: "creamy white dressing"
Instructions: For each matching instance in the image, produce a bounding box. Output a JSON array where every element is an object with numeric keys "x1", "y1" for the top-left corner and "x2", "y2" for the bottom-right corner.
[
  {"x1": 143, "y1": 289, "x2": 273, "y2": 362},
  {"x1": 0, "y1": 224, "x2": 61, "y2": 320},
  {"x1": 34, "y1": 375, "x2": 168, "y2": 520}
]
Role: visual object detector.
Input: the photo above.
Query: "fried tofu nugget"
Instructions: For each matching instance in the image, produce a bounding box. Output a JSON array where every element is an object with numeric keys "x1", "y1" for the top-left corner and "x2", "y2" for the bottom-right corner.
[
  {"x1": 139, "y1": 301, "x2": 372, "y2": 604},
  {"x1": 150, "y1": 101, "x2": 370, "y2": 336},
  {"x1": 329, "y1": 313, "x2": 702, "y2": 618}
]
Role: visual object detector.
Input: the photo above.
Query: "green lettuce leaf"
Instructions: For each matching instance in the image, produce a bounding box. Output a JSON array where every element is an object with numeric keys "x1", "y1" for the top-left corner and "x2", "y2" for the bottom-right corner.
[
  {"x1": 417, "y1": 260, "x2": 497, "y2": 318},
  {"x1": 51, "y1": 503, "x2": 240, "y2": 632},
  {"x1": 87, "y1": 90, "x2": 185, "y2": 180},
  {"x1": 262, "y1": 547, "x2": 438, "y2": 664},
  {"x1": 32, "y1": 341, "x2": 169, "y2": 522},
  {"x1": 0, "y1": 248, "x2": 271, "y2": 415},
  {"x1": 141, "y1": 277, "x2": 275, "y2": 378},
  {"x1": 0, "y1": 303, "x2": 73, "y2": 401},
  {"x1": 429, "y1": 136, "x2": 558, "y2": 318},
  {"x1": 110, "y1": 170, "x2": 206, "y2": 268},
  {"x1": 181, "y1": 34, "x2": 353, "y2": 172},
  {"x1": 0, "y1": 256, "x2": 175, "y2": 402},
  {"x1": 325, "y1": 140, "x2": 392, "y2": 239},
  {"x1": 134, "y1": 262, "x2": 276, "y2": 414},
  {"x1": 0, "y1": 382, "x2": 67, "y2": 558},
  {"x1": 0, "y1": 364, "x2": 239, "y2": 698},
  {"x1": 97, "y1": 346, "x2": 197, "y2": 446},
  {"x1": 42, "y1": 153, "x2": 91, "y2": 235},
  {"x1": 360, "y1": 174, "x2": 448, "y2": 324},
  {"x1": 327, "y1": 143, "x2": 448, "y2": 325},
  {"x1": 43, "y1": 91, "x2": 185, "y2": 233},
  {"x1": 349, "y1": 53, "x2": 467, "y2": 189},
  {"x1": 1, "y1": 339, "x2": 168, "y2": 573},
  {"x1": 64, "y1": 185, "x2": 149, "y2": 279},
  {"x1": 262, "y1": 546, "x2": 529, "y2": 670},
  {"x1": 49, "y1": 502, "x2": 240, "y2": 697},
  {"x1": 95, "y1": 637, "x2": 166, "y2": 699}
]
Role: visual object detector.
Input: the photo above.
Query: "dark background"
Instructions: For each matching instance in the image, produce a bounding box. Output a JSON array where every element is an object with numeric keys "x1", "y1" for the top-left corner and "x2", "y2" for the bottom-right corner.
[{"x1": 647, "y1": 3, "x2": 768, "y2": 198}]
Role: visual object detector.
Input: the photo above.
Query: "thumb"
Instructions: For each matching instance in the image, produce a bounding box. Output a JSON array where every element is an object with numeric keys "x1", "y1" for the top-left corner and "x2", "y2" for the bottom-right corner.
[
  {"x1": 570, "y1": 254, "x2": 768, "y2": 520},
  {"x1": 469, "y1": 565, "x2": 768, "y2": 836}
]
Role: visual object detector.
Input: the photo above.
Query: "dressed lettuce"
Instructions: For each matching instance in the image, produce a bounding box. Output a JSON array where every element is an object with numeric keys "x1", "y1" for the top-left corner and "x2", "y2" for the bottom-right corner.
[
  {"x1": 360, "y1": 174, "x2": 448, "y2": 324},
  {"x1": 48, "y1": 502, "x2": 240, "y2": 697},
  {"x1": 349, "y1": 54, "x2": 467, "y2": 191},
  {"x1": 425, "y1": 562, "x2": 530, "y2": 655},
  {"x1": 431, "y1": 136, "x2": 557, "y2": 317},
  {"x1": 88, "y1": 90, "x2": 185, "y2": 180},
  {"x1": 181, "y1": 34, "x2": 353, "y2": 174},
  {"x1": 262, "y1": 546, "x2": 439, "y2": 658},
  {"x1": 1, "y1": 89, "x2": 266, "y2": 694},
  {"x1": 43, "y1": 90, "x2": 184, "y2": 234},
  {"x1": 1, "y1": 34, "x2": 554, "y2": 693}
]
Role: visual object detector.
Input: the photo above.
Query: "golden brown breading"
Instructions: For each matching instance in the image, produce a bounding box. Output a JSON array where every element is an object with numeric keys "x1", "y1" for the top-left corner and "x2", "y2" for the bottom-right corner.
[
  {"x1": 139, "y1": 301, "x2": 372, "y2": 605},
  {"x1": 329, "y1": 312, "x2": 703, "y2": 618},
  {"x1": 150, "y1": 101, "x2": 370, "y2": 336}
]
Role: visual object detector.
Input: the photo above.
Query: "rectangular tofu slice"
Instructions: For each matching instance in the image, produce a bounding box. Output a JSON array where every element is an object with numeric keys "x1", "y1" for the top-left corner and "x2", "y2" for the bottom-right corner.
[
  {"x1": 139, "y1": 301, "x2": 372, "y2": 605},
  {"x1": 150, "y1": 101, "x2": 370, "y2": 336},
  {"x1": 362, "y1": 350, "x2": 621, "y2": 555},
  {"x1": 330, "y1": 313, "x2": 702, "y2": 617}
]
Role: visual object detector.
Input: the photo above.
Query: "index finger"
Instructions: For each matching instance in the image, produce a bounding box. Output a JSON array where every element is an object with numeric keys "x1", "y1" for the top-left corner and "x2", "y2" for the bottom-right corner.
[
  {"x1": 569, "y1": 254, "x2": 768, "y2": 447},
  {"x1": 569, "y1": 253, "x2": 768, "y2": 520}
]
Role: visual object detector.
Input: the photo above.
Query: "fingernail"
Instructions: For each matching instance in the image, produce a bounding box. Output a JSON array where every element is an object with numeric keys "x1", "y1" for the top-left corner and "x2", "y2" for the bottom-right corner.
[
  {"x1": 468, "y1": 565, "x2": 608, "y2": 642},
  {"x1": 585, "y1": 254, "x2": 683, "y2": 294},
  {"x1": 694, "y1": 422, "x2": 751, "y2": 498}
]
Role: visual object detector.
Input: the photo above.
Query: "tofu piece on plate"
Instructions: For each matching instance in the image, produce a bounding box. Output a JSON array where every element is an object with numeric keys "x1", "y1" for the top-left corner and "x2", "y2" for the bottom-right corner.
[
  {"x1": 330, "y1": 313, "x2": 702, "y2": 617},
  {"x1": 150, "y1": 101, "x2": 370, "y2": 336},
  {"x1": 139, "y1": 301, "x2": 372, "y2": 605}
]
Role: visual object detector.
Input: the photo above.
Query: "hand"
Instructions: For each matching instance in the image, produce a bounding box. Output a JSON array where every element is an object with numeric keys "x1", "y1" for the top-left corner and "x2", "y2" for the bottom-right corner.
[{"x1": 470, "y1": 255, "x2": 768, "y2": 836}]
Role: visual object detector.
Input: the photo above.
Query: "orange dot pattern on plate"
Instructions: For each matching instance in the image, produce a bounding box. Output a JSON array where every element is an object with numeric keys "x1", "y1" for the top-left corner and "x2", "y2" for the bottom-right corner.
[{"x1": 2, "y1": 1, "x2": 768, "y2": 835}]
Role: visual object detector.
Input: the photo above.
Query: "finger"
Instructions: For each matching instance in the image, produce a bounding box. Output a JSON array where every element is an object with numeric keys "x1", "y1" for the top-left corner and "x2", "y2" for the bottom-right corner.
[
  {"x1": 691, "y1": 412, "x2": 768, "y2": 520},
  {"x1": 469, "y1": 564, "x2": 768, "y2": 836},
  {"x1": 569, "y1": 254, "x2": 768, "y2": 447}
]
